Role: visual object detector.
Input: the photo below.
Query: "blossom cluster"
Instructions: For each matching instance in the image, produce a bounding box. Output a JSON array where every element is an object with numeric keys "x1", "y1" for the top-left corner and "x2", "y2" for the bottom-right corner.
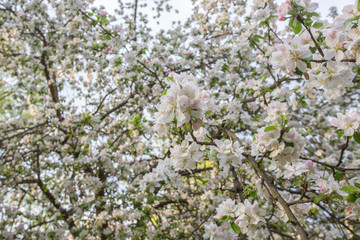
[
  {"x1": 213, "y1": 139, "x2": 244, "y2": 173},
  {"x1": 330, "y1": 109, "x2": 360, "y2": 136},
  {"x1": 212, "y1": 198, "x2": 266, "y2": 239},
  {"x1": 253, "y1": 101, "x2": 305, "y2": 165},
  {"x1": 140, "y1": 158, "x2": 181, "y2": 192},
  {"x1": 271, "y1": 0, "x2": 360, "y2": 100},
  {"x1": 154, "y1": 72, "x2": 216, "y2": 132},
  {"x1": 203, "y1": 222, "x2": 237, "y2": 240},
  {"x1": 170, "y1": 140, "x2": 203, "y2": 171},
  {"x1": 270, "y1": 36, "x2": 312, "y2": 73}
]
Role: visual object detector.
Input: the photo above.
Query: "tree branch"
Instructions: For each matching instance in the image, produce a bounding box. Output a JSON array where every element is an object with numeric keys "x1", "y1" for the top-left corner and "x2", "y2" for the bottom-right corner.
[{"x1": 227, "y1": 130, "x2": 309, "y2": 240}]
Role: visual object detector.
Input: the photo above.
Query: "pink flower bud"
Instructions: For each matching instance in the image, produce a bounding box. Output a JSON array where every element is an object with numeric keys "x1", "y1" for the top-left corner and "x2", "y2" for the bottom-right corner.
[
  {"x1": 98, "y1": 11, "x2": 106, "y2": 17},
  {"x1": 278, "y1": 15, "x2": 286, "y2": 21},
  {"x1": 305, "y1": 160, "x2": 313, "y2": 169}
]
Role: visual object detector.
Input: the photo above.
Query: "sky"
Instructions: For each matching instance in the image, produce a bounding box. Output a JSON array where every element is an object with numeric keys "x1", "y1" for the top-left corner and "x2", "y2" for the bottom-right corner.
[{"x1": 92, "y1": 0, "x2": 356, "y2": 31}]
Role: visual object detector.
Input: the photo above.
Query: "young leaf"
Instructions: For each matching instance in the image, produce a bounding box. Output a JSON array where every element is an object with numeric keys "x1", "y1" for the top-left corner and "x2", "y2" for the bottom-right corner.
[
  {"x1": 338, "y1": 130, "x2": 344, "y2": 139},
  {"x1": 333, "y1": 171, "x2": 343, "y2": 181},
  {"x1": 220, "y1": 215, "x2": 230, "y2": 222},
  {"x1": 344, "y1": 17, "x2": 355, "y2": 27},
  {"x1": 264, "y1": 125, "x2": 276, "y2": 132},
  {"x1": 341, "y1": 185, "x2": 360, "y2": 194},
  {"x1": 231, "y1": 222, "x2": 242, "y2": 233},
  {"x1": 344, "y1": 194, "x2": 357, "y2": 203},
  {"x1": 314, "y1": 193, "x2": 325, "y2": 203},
  {"x1": 353, "y1": 132, "x2": 360, "y2": 144},
  {"x1": 313, "y1": 22, "x2": 323, "y2": 29},
  {"x1": 293, "y1": 20, "x2": 302, "y2": 34}
]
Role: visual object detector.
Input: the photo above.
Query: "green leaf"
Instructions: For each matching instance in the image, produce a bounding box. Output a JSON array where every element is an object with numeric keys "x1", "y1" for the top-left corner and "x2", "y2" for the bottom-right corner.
[
  {"x1": 338, "y1": 130, "x2": 344, "y2": 139},
  {"x1": 293, "y1": 20, "x2": 302, "y2": 34},
  {"x1": 341, "y1": 185, "x2": 360, "y2": 194},
  {"x1": 293, "y1": 179, "x2": 301, "y2": 186},
  {"x1": 134, "y1": 114, "x2": 141, "y2": 125},
  {"x1": 344, "y1": 194, "x2": 357, "y2": 203},
  {"x1": 307, "y1": 12, "x2": 319, "y2": 18},
  {"x1": 292, "y1": 17, "x2": 298, "y2": 28},
  {"x1": 231, "y1": 222, "x2": 242, "y2": 233},
  {"x1": 335, "y1": 193, "x2": 343, "y2": 200},
  {"x1": 333, "y1": 171, "x2": 343, "y2": 181},
  {"x1": 313, "y1": 22, "x2": 323, "y2": 29},
  {"x1": 357, "y1": 0, "x2": 360, "y2": 12},
  {"x1": 220, "y1": 215, "x2": 230, "y2": 222},
  {"x1": 310, "y1": 207, "x2": 318, "y2": 214},
  {"x1": 314, "y1": 193, "x2": 325, "y2": 203},
  {"x1": 295, "y1": 67, "x2": 303, "y2": 75},
  {"x1": 355, "y1": 183, "x2": 360, "y2": 188},
  {"x1": 344, "y1": 17, "x2": 355, "y2": 27},
  {"x1": 353, "y1": 132, "x2": 360, "y2": 144},
  {"x1": 253, "y1": 34, "x2": 265, "y2": 40},
  {"x1": 264, "y1": 125, "x2": 276, "y2": 132},
  {"x1": 289, "y1": 18, "x2": 294, "y2": 29}
]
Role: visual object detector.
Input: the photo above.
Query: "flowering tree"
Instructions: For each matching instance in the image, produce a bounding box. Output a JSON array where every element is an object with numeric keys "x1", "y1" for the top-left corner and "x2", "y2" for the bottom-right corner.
[{"x1": 1, "y1": 0, "x2": 360, "y2": 239}]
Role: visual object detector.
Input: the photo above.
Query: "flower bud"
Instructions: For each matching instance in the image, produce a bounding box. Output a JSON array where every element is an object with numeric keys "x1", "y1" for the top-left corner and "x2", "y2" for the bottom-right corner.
[{"x1": 305, "y1": 160, "x2": 313, "y2": 169}]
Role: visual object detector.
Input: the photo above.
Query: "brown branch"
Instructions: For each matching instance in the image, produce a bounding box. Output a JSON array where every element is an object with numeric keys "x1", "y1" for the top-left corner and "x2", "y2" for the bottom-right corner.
[
  {"x1": 296, "y1": 16, "x2": 324, "y2": 58},
  {"x1": 311, "y1": 59, "x2": 356, "y2": 63},
  {"x1": 80, "y1": 10, "x2": 114, "y2": 38},
  {"x1": 154, "y1": 199, "x2": 188, "y2": 209},
  {"x1": 133, "y1": 0, "x2": 138, "y2": 41},
  {"x1": 33, "y1": 150, "x2": 75, "y2": 235},
  {"x1": 100, "y1": 93, "x2": 134, "y2": 120},
  {"x1": 93, "y1": 88, "x2": 117, "y2": 115},
  {"x1": 336, "y1": 137, "x2": 349, "y2": 167},
  {"x1": 189, "y1": 121, "x2": 216, "y2": 146},
  {"x1": 227, "y1": 130, "x2": 309, "y2": 240},
  {"x1": 1, "y1": 122, "x2": 49, "y2": 141},
  {"x1": 266, "y1": 21, "x2": 284, "y2": 44},
  {"x1": 40, "y1": 53, "x2": 63, "y2": 120},
  {"x1": 28, "y1": 220, "x2": 56, "y2": 230},
  {"x1": 230, "y1": 166, "x2": 245, "y2": 202},
  {"x1": 187, "y1": 209, "x2": 216, "y2": 239},
  {"x1": 299, "y1": 156, "x2": 360, "y2": 172},
  {"x1": 288, "y1": 183, "x2": 308, "y2": 205},
  {"x1": 37, "y1": 176, "x2": 75, "y2": 231},
  {"x1": 316, "y1": 203, "x2": 360, "y2": 239},
  {"x1": 179, "y1": 167, "x2": 213, "y2": 176},
  {"x1": 95, "y1": 165, "x2": 108, "y2": 240}
]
